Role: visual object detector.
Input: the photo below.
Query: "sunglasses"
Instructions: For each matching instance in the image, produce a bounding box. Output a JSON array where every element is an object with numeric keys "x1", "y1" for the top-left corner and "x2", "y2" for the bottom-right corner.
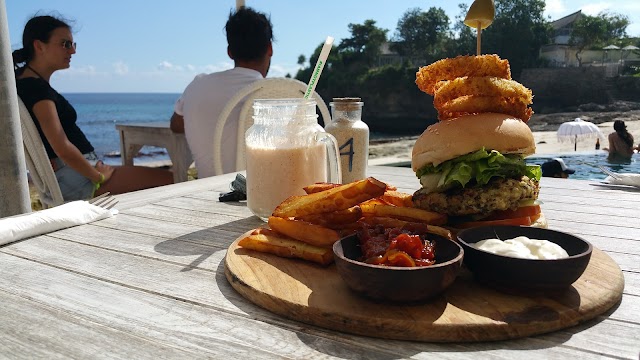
[{"x1": 61, "y1": 40, "x2": 77, "y2": 50}]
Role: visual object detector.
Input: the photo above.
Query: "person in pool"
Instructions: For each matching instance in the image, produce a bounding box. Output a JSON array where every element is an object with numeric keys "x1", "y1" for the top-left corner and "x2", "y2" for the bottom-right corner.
[
  {"x1": 606, "y1": 120, "x2": 634, "y2": 162},
  {"x1": 13, "y1": 14, "x2": 173, "y2": 201}
]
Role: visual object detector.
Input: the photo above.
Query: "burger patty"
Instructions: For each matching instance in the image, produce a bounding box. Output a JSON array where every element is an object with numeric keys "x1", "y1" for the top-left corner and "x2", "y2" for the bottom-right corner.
[{"x1": 413, "y1": 176, "x2": 539, "y2": 216}]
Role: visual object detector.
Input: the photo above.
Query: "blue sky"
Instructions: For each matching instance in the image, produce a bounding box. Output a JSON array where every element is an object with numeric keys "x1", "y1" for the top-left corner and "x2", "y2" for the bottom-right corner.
[{"x1": 6, "y1": 0, "x2": 639, "y2": 93}]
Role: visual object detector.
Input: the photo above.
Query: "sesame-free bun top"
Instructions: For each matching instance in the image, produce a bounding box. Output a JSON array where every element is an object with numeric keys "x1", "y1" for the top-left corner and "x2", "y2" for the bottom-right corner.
[{"x1": 411, "y1": 113, "x2": 536, "y2": 171}]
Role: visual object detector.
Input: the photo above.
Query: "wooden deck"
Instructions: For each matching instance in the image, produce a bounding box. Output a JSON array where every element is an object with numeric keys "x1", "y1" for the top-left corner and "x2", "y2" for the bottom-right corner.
[{"x1": 1, "y1": 166, "x2": 638, "y2": 359}]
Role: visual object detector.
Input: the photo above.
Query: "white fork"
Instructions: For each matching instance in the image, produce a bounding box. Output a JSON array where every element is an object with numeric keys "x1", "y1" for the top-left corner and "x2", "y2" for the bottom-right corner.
[{"x1": 598, "y1": 165, "x2": 622, "y2": 180}]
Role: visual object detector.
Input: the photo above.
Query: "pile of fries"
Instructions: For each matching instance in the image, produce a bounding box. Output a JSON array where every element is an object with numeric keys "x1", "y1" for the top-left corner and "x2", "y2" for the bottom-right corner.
[{"x1": 238, "y1": 177, "x2": 449, "y2": 266}]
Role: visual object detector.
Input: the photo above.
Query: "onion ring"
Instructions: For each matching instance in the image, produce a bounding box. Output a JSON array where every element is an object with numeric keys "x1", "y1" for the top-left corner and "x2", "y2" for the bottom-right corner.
[
  {"x1": 437, "y1": 95, "x2": 533, "y2": 122},
  {"x1": 433, "y1": 77, "x2": 532, "y2": 109},
  {"x1": 415, "y1": 55, "x2": 511, "y2": 95}
]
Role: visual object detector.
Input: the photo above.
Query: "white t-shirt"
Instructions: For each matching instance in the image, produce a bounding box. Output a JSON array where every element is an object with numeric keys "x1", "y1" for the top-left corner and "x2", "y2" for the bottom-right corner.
[{"x1": 174, "y1": 67, "x2": 263, "y2": 177}]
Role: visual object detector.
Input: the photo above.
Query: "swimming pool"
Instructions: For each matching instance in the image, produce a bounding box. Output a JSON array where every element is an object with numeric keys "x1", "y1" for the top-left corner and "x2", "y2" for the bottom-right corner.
[{"x1": 525, "y1": 151, "x2": 640, "y2": 181}]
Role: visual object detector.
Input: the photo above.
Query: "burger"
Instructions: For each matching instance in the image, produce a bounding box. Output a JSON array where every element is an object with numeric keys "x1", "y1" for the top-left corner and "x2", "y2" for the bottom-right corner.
[{"x1": 411, "y1": 113, "x2": 545, "y2": 228}]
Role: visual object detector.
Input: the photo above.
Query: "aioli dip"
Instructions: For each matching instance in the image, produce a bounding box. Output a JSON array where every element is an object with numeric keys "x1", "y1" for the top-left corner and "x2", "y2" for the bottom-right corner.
[{"x1": 472, "y1": 236, "x2": 569, "y2": 259}]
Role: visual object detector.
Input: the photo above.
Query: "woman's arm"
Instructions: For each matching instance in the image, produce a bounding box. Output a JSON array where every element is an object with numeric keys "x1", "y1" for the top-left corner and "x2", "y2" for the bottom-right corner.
[
  {"x1": 608, "y1": 133, "x2": 618, "y2": 155},
  {"x1": 32, "y1": 99, "x2": 113, "y2": 183}
]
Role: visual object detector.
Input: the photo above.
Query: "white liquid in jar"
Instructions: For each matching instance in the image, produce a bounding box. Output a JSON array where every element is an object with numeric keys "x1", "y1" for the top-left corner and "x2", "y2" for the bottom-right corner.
[
  {"x1": 472, "y1": 236, "x2": 569, "y2": 259},
  {"x1": 246, "y1": 144, "x2": 327, "y2": 220}
]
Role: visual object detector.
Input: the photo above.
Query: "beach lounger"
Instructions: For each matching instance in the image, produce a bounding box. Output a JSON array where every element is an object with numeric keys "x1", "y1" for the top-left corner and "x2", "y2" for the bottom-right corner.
[{"x1": 212, "y1": 78, "x2": 331, "y2": 175}]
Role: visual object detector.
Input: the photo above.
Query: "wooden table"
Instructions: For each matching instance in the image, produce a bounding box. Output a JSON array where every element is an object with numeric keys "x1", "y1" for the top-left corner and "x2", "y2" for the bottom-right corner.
[
  {"x1": 116, "y1": 122, "x2": 193, "y2": 183},
  {"x1": 1, "y1": 166, "x2": 638, "y2": 359}
]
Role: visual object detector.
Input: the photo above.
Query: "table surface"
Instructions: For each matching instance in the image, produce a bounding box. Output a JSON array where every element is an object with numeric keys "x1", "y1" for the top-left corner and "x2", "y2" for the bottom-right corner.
[{"x1": 1, "y1": 166, "x2": 638, "y2": 359}]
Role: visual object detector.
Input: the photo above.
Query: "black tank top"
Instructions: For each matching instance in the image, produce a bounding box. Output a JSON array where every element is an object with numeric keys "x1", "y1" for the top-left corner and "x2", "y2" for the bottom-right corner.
[{"x1": 16, "y1": 77, "x2": 94, "y2": 159}]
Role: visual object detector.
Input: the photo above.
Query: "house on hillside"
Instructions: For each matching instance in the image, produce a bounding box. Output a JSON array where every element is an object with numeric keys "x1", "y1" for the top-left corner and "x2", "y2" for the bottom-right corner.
[
  {"x1": 540, "y1": 10, "x2": 640, "y2": 70},
  {"x1": 540, "y1": 10, "x2": 584, "y2": 67}
]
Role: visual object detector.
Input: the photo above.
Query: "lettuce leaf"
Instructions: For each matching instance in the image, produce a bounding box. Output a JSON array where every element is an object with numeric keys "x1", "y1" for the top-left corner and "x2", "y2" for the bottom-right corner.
[{"x1": 416, "y1": 148, "x2": 541, "y2": 192}]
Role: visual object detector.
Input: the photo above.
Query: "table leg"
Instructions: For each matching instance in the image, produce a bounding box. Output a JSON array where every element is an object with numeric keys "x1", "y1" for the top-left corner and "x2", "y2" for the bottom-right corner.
[{"x1": 119, "y1": 130, "x2": 143, "y2": 166}]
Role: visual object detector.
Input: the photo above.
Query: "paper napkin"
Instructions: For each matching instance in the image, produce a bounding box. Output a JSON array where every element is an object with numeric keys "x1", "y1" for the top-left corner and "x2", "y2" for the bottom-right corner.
[
  {"x1": 0, "y1": 201, "x2": 117, "y2": 246},
  {"x1": 605, "y1": 173, "x2": 640, "y2": 188}
]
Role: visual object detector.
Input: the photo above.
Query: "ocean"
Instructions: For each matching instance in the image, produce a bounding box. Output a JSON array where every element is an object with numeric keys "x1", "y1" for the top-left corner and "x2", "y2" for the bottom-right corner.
[
  {"x1": 65, "y1": 92, "x2": 404, "y2": 166},
  {"x1": 65, "y1": 93, "x2": 181, "y2": 165}
]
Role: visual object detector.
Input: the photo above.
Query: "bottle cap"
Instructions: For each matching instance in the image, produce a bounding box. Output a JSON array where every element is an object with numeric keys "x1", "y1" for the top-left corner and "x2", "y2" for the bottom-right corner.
[{"x1": 331, "y1": 97, "x2": 363, "y2": 111}]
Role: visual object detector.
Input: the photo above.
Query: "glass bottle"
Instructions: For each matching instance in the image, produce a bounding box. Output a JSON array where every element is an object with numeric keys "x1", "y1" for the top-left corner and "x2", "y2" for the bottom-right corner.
[
  {"x1": 245, "y1": 98, "x2": 341, "y2": 220},
  {"x1": 325, "y1": 97, "x2": 369, "y2": 183}
]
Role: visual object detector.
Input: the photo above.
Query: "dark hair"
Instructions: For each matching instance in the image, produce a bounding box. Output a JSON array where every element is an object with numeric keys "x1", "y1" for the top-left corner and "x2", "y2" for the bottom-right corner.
[
  {"x1": 12, "y1": 15, "x2": 72, "y2": 74},
  {"x1": 225, "y1": 7, "x2": 273, "y2": 62},
  {"x1": 614, "y1": 120, "x2": 634, "y2": 148}
]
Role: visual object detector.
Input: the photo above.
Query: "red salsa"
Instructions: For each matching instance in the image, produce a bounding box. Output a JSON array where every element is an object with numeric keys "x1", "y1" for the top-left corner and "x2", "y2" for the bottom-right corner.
[{"x1": 357, "y1": 224, "x2": 436, "y2": 267}]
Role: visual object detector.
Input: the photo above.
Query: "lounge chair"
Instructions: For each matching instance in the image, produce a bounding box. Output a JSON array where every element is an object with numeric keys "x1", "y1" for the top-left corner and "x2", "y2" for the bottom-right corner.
[{"x1": 18, "y1": 97, "x2": 64, "y2": 208}]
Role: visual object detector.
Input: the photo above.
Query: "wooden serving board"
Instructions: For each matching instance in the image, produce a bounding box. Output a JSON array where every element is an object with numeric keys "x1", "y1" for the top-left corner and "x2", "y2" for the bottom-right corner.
[{"x1": 224, "y1": 234, "x2": 624, "y2": 342}]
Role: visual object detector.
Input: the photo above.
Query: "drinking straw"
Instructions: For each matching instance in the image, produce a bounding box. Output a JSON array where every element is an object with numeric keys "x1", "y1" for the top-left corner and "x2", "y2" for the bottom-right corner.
[
  {"x1": 236, "y1": 0, "x2": 245, "y2": 9},
  {"x1": 304, "y1": 36, "x2": 334, "y2": 99}
]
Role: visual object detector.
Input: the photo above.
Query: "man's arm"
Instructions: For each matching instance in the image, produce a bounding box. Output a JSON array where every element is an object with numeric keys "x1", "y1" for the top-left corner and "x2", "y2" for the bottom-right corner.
[{"x1": 170, "y1": 112, "x2": 185, "y2": 133}]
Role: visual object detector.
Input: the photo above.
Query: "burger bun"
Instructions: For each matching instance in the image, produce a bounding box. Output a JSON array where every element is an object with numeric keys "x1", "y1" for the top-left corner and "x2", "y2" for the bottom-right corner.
[{"x1": 412, "y1": 113, "x2": 536, "y2": 171}]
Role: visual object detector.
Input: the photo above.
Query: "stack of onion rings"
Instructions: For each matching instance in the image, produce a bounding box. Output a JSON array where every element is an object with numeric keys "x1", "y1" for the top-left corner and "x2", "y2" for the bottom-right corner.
[{"x1": 415, "y1": 55, "x2": 533, "y2": 122}]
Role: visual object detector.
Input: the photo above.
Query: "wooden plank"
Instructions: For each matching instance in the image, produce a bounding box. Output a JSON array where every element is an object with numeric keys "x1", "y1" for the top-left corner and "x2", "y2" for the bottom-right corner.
[
  {"x1": 114, "y1": 174, "x2": 236, "y2": 210},
  {"x1": 156, "y1": 196, "x2": 254, "y2": 218},
  {"x1": 120, "y1": 204, "x2": 262, "y2": 233},
  {"x1": 544, "y1": 208, "x2": 639, "y2": 228},
  {"x1": 0, "y1": 289, "x2": 203, "y2": 359},
  {"x1": 0, "y1": 249, "x2": 633, "y2": 359},
  {"x1": 0, "y1": 254, "x2": 403, "y2": 360}
]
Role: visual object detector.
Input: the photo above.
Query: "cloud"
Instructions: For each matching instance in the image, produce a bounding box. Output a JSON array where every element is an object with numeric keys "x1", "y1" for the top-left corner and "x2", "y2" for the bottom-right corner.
[
  {"x1": 157, "y1": 61, "x2": 184, "y2": 72},
  {"x1": 580, "y1": 2, "x2": 612, "y2": 16},
  {"x1": 202, "y1": 62, "x2": 233, "y2": 73},
  {"x1": 113, "y1": 61, "x2": 129, "y2": 75},
  {"x1": 268, "y1": 63, "x2": 300, "y2": 78},
  {"x1": 545, "y1": 0, "x2": 567, "y2": 19}
]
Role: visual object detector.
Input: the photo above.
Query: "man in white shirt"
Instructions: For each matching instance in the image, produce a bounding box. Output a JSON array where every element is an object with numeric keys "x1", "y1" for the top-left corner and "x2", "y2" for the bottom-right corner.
[{"x1": 170, "y1": 7, "x2": 273, "y2": 177}]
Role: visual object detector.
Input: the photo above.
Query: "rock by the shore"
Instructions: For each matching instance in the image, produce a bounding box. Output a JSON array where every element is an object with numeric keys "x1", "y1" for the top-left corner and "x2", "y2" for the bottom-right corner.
[{"x1": 528, "y1": 101, "x2": 640, "y2": 132}]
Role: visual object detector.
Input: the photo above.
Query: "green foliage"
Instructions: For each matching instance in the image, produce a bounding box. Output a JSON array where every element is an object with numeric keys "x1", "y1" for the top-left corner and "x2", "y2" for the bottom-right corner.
[
  {"x1": 391, "y1": 7, "x2": 450, "y2": 63},
  {"x1": 570, "y1": 12, "x2": 630, "y2": 66},
  {"x1": 481, "y1": 0, "x2": 551, "y2": 78},
  {"x1": 446, "y1": 4, "x2": 476, "y2": 57},
  {"x1": 294, "y1": 0, "x2": 631, "y2": 131}
]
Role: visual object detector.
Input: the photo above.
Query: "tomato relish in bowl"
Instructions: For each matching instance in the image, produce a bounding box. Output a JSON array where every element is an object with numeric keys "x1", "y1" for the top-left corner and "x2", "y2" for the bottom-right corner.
[
  {"x1": 333, "y1": 224, "x2": 463, "y2": 303},
  {"x1": 358, "y1": 224, "x2": 436, "y2": 267}
]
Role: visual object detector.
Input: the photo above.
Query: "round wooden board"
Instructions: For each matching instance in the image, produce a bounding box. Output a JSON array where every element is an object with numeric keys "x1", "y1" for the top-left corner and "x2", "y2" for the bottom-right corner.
[{"x1": 224, "y1": 233, "x2": 624, "y2": 342}]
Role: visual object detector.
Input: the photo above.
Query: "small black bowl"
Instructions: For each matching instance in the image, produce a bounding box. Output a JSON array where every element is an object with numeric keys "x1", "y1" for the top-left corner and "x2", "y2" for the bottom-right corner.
[
  {"x1": 456, "y1": 226, "x2": 592, "y2": 291},
  {"x1": 333, "y1": 234, "x2": 464, "y2": 303}
]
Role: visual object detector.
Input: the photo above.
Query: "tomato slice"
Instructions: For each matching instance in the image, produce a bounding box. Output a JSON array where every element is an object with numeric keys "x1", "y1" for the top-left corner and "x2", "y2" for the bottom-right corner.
[
  {"x1": 485, "y1": 205, "x2": 541, "y2": 221},
  {"x1": 456, "y1": 216, "x2": 533, "y2": 229}
]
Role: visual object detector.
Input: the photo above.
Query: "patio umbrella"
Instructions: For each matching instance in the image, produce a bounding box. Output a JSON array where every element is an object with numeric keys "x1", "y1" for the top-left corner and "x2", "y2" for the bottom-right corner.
[
  {"x1": 622, "y1": 45, "x2": 639, "y2": 50},
  {"x1": 557, "y1": 118, "x2": 604, "y2": 151},
  {"x1": 603, "y1": 45, "x2": 620, "y2": 50}
]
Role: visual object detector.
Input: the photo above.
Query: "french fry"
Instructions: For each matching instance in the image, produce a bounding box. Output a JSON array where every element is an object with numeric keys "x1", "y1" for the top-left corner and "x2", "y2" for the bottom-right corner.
[
  {"x1": 268, "y1": 216, "x2": 341, "y2": 247},
  {"x1": 360, "y1": 203, "x2": 447, "y2": 225},
  {"x1": 360, "y1": 216, "x2": 409, "y2": 228},
  {"x1": 359, "y1": 217, "x2": 453, "y2": 240},
  {"x1": 296, "y1": 206, "x2": 363, "y2": 228},
  {"x1": 238, "y1": 228, "x2": 333, "y2": 266},
  {"x1": 303, "y1": 183, "x2": 340, "y2": 194},
  {"x1": 273, "y1": 177, "x2": 387, "y2": 218},
  {"x1": 381, "y1": 190, "x2": 414, "y2": 207}
]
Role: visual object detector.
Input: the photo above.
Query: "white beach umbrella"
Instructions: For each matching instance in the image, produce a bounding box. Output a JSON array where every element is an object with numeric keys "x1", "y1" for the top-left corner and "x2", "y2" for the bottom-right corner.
[
  {"x1": 557, "y1": 118, "x2": 605, "y2": 151},
  {"x1": 603, "y1": 45, "x2": 620, "y2": 50},
  {"x1": 622, "y1": 45, "x2": 639, "y2": 50}
]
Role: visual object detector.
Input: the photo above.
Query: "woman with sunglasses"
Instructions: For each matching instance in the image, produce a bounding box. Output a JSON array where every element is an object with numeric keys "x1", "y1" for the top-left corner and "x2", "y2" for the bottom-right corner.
[{"x1": 13, "y1": 15, "x2": 173, "y2": 201}]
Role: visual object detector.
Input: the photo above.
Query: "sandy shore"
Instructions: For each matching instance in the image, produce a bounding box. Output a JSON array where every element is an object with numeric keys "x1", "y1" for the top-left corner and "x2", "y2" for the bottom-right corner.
[{"x1": 368, "y1": 119, "x2": 640, "y2": 165}]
